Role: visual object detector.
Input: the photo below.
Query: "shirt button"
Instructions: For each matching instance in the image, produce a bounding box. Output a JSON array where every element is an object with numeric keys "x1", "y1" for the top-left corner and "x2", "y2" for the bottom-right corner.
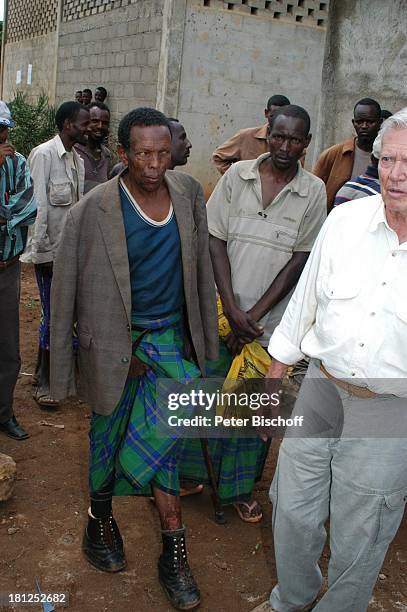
[
  {"x1": 382, "y1": 282, "x2": 387, "y2": 286},
  {"x1": 126, "y1": 324, "x2": 130, "y2": 331},
  {"x1": 359, "y1": 342, "x2": 364, "y2": 347},
  {"x1": 370, "y1": 312, "x2": 376, "y2": 316},
  {"x1": 351, "y1": 372, "x2": 356, "y2": 376},
  {"x1": 121, "y1": 357, "x2": 129, "y2": 364},
  {"x1": 392, "y1": 252, "x2": 397, "y2": 257}
]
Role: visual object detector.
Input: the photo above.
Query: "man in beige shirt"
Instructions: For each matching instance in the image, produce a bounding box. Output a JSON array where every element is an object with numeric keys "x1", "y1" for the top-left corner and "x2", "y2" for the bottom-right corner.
[
  {"x1": 212, "y1": 94, "x2": 290, "y2": 174},
  {"x1": 205, "y1": 105, "x2": 326, "y2": 521},
  {"x1": 22, "y1": 101, "x2": 89, "y2": 409}
]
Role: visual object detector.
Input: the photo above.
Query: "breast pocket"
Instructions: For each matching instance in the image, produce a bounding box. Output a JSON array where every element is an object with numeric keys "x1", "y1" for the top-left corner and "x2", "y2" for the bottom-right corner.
[
  {"x1": 317, "y1": 275, "x2": 361, "y2": 343},
  {"x1": 49, "y1": 179, "x2": 72, "y2": 206}
]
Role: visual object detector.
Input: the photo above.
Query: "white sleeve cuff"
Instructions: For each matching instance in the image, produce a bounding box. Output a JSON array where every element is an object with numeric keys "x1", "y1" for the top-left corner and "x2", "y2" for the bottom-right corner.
[{"x1": 268, "y1": 327, "x2": 305, "y2": 365}]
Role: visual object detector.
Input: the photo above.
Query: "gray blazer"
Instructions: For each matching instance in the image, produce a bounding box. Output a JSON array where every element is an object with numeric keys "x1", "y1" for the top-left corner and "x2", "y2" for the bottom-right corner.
[{"x1": 50, "y1": 170, "x2": 219, "y2": 415}]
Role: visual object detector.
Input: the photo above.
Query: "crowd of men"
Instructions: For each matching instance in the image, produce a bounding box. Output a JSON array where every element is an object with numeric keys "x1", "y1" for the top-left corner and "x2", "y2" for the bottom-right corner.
[{"x1": 0, "y1": 89, "x2": 406, "y2": 612}]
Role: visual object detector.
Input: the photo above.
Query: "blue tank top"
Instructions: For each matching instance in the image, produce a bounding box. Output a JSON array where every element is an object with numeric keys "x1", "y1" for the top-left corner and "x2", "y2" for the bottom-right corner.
[{"x1": 119, "y1": 181, "x2": 185, "y2": 318}]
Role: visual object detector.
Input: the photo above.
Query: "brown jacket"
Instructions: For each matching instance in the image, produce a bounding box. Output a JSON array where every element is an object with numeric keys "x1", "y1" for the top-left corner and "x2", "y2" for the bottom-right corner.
[
  {"x1": 313, "y1": 138, "x2": 355, "y2": 212},
  {"x1": 212, "y1": 124, "x2": 268, "y2": 174},
  {"x1": 50, "y1": 171, "x2": 219, "y2": 415}
]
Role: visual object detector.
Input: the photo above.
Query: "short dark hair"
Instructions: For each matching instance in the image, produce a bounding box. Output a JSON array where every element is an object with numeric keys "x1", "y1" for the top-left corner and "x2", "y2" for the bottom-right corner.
[
  {"x1": 353, "y1": 98, "x2": 381, "y2": 118},
  {"x1": 87, "y1": 101, "x2": 110, "y2": 114},
  {"x1": 167, "y1": 117, "x2": 180, "y2": 136},
  {"x1": 75, "y1": 90, "x2": 82, "y2": 94},
  {"x1": 267, "y1": 94, "x2": 290, "y2": 110},
  {"x1": 269, "y1": 104, "x2": 311, "y2": 135},
  {"x1": 55, "y1": 101, "x2": 87, "y2": 132},
  {"x1": 95, "y1": 86, "x2": 107, "y2": 96},
  {"x1": 83, "y1": 88, "x2": 92, "y2": 95},
  {"x1": 118, "y1": 107, "x2": 170, "y2": 151},
  {"x1": 381, "y1": 109, "x2": 392, "y2": 120}
]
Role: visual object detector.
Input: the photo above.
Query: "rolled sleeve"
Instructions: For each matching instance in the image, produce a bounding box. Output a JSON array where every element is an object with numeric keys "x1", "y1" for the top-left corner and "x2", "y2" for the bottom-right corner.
[
  {"x1": 206, "y1": 168, "x2": 233, "y2": 241},
  {"x1": 268, "y1": 327, "x2": 306, "y2": 365}
]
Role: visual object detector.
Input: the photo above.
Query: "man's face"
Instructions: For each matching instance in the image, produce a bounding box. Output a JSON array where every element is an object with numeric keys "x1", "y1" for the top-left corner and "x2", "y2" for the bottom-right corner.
[
  {"x1": 75, "y1": 91, "x2": 83, "y2": 104},
  {"x1": 119, "y1": 125, "x2": 172, "y2": 192},
  {"x1": 267, "y1": 115, "x2": 310, "y2": 170},
  {"x1": 352, "y1": 104, "x2": 382, "y2": 148},
  {"x1": 169, "y1": 122, "x2": 192, "y2": 167},
  {"x1": 94, "y1": 89, "x2": 106, "y2": 103},
  {"x1": 82, "y1": 91, "x2": 92, "y2": 105},
  {"x1": 379, "y1": 128, "x2": 407, "y2": 214},
  {"x1": 88, "y1": 107, "x2": 110, "y2": 144},
  {"x1": 0, "y1": 126, "x2": 9, "y2": 144},
  {"x1": 66, "y1": 108, "x2": 90, "y2": 146}
]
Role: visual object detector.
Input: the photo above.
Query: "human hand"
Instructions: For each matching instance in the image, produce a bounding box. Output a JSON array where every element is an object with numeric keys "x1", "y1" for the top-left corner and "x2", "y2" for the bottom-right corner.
[
  {"x1": 0, "y1": 143, "x2": 15, "y2": 166},
  {"x1": 224, "y1": 331, "x2": 247, "y2": 357},
  {"x1": 128, "y1": 354, "x2": 149, "y2": 378},
  {"x1": 226, "y1": 305, "x2": 263, "y2": 344},
  {"x1": 255, "y1": 376, "x2": 284, "y2": 442}
]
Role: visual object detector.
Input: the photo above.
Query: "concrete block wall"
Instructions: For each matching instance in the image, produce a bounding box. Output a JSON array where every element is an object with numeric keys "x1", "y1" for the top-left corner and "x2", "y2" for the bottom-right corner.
[
  {"x1": 315, "y1": 0, "x2": 407, "y2": 158},
  {"x1": 55, "y1": 0, "x2": 164, "y2": 130},
  {"x1": 2, "y1": 34, "x2": 59, "y2": 102},
  {"x1": 177, "y1": 0, "x2": 328, "y2": 197}
]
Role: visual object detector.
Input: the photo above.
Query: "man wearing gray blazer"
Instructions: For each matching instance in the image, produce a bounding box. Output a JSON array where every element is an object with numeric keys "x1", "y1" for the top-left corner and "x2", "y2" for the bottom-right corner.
[{"x1": 50, "y1": 108, "x2": 218, "y2": 611}]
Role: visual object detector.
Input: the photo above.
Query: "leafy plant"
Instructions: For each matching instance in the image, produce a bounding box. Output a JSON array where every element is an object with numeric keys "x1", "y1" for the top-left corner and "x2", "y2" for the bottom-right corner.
[{"x1": 8, "y1": 92, "x2": 56, "y2": 158}]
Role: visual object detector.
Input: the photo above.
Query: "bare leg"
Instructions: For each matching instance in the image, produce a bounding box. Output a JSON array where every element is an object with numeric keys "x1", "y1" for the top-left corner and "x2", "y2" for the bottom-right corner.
[{"x1": 153, "y1": 486, "x2": 182, "y2": 530}]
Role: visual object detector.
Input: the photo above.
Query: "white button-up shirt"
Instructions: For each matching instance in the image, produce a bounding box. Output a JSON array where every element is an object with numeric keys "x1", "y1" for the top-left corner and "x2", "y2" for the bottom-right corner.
[{"x1": 268, "y1": 194, "x2": 407, "y2": 396}]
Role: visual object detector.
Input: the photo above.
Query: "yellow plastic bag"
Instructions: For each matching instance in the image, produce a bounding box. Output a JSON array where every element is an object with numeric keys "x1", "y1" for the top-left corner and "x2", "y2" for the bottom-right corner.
[{"x1": 217, "y1": 297, "x2": 271, "y2": 417}]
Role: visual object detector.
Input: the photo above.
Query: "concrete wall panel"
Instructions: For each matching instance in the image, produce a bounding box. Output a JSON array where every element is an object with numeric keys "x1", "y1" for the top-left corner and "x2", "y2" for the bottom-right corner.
[{"x1": 177, "y1": 1, "x2": 327, "y2": 196}]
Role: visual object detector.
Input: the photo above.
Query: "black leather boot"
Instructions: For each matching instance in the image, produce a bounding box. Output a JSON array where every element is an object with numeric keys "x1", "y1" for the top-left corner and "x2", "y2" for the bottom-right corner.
[
  {"x1": 158, "y1": 527, "x2": 201, "y2": 610},
  {"x1": 82, "y1": 513, "x2": 126, "y2": 572}
]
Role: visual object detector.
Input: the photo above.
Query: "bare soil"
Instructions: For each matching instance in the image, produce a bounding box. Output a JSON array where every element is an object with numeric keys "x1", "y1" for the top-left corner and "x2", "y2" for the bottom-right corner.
[{"x1": 0, "y1": 265, "x2": 405, "y2": 612}]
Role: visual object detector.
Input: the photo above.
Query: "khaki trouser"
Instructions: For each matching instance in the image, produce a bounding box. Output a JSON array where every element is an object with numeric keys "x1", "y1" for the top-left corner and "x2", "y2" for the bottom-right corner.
[{"x1": 269, "y1": 359, "x2": 407, "y2": 612}]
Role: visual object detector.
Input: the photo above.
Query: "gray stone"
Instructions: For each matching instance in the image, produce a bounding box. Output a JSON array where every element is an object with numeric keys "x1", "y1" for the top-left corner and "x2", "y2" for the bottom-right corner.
[{"x1": 0, "y1": 453, "x2": 17, "y2": 502}]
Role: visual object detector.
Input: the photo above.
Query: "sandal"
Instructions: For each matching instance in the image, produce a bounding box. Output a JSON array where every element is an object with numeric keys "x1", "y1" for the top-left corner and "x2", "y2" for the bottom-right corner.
[
  {"x1": 33, "y1": 388, "x2": 60, "y2": 410},
  {"x1": 233, "y1": 500, "x2": 263, "y2": 523}
]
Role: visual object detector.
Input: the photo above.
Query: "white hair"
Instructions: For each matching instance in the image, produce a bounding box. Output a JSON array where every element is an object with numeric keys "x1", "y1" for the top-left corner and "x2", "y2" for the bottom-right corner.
[{"x1": 379, "y1": 107, "x2": 407, "y2": 142}]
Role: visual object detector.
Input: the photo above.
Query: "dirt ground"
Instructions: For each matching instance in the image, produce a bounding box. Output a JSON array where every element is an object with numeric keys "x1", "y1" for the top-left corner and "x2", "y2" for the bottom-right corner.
[{"x1": 0, "y1": 264, "x2": 406, "y2": 612}]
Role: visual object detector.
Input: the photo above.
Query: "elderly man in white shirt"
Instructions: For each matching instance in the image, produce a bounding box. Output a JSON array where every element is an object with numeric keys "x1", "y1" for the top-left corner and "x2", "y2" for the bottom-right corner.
[{"x1": 257, "y1": 108, "x2": 407, "y2": 612}]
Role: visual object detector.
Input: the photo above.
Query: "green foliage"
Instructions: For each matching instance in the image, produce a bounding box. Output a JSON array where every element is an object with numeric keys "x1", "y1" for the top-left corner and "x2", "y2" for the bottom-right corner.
[{"x1": 8, "y1": 92, "x2": 56, "y2": 158}]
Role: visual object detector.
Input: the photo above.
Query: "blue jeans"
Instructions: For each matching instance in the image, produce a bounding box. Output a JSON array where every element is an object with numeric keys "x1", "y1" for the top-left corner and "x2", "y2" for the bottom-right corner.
[{"x1": 269, "y1": 359, "x2": 407, "y2": 612}]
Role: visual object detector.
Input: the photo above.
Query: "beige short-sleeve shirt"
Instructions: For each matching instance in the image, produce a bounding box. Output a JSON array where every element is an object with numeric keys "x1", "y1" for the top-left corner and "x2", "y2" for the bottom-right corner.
[{"x1": 207, "y1": 153, "x2": 327, "y2": 345}]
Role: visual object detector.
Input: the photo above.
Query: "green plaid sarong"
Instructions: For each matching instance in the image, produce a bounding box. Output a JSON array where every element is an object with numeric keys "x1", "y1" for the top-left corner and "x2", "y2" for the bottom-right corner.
[
  {"x1": 88, "y1": 311, "x2": 201, "y2": 497},
  {"x1": 178, "y1": 341, "x2": 269, "y2": 504}
]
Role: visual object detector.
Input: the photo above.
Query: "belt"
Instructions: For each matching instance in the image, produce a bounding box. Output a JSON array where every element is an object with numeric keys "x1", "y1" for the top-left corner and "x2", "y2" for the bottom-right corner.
[
  {"x1": 320, "y1": 364, "x2": 377, "y2": 398},
  {"x1": 0, "y1": 254, "x2": 20, "y2": 270}
]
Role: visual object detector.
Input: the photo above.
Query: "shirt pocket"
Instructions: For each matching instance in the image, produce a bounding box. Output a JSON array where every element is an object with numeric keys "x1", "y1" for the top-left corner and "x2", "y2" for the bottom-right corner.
[
  {"x1": 49, "y1": 179, "x2": 72, "y2": 206},
  {"x1": 317, "y1": 275, "x2": 361, "y2": 343}
]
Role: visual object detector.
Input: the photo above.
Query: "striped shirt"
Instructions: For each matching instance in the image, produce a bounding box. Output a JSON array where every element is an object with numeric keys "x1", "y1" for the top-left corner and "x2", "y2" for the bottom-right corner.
[
  {"x1": 333, "y1": 164, "x2": 380, "y2": 207},
  {"x1": 0, "y1": 152, "x2": 36, "y2": 261}
]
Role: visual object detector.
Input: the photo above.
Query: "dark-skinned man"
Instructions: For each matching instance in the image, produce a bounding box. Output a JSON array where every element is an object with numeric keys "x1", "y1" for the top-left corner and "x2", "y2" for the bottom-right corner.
[
  {"x1": 75, "y1": 101, "x2": 112, "y2": 193},
  {"x1": 110, "y1": 117, "x2": 192, "y2": 177},
  {"x1": 196, "y1": 105, "x2": 326, "y2": 522},
  {"x1": 49, "y1": 108, "x2": 218, "y2": 610},
  {"x1": 212, "y1": 94, "x2": 290, "y2": 175},
  {"x1": 21, "y1": 101, "x2": 90, "y2": 409},
  {"x1": 314, "y1": 97, "x2": 382, "y2": 211},
  {"x1": 0, "y1": 101, "x2": 36, "y2": 441}
]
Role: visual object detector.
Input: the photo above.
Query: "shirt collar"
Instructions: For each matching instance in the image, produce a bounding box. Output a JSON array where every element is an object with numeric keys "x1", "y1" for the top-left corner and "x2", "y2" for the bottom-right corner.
[
  {"x1": 341, "y1": 138, "x2": 356, "y2": 154},
  {"x1": 368, "y1": 196, "x2": 392, "y2": 234},
  {"x1": 55, "y1": 134, "x2": 68, "y2": 159},
  {"x1": 237, "y1": 152, "x2": 310, "y2": 197},
  {"x1": 253, "y1": 123, "x2": 268, "y2": 140}
]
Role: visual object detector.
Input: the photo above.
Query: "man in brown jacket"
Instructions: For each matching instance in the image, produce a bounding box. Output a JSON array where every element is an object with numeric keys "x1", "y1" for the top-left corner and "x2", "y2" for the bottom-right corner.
[
  {"x1": 212, "y1": 94, "x2": 290, "y2": 174},
  {"x1": 313, "y1": 97, "x2": 382, "y2": 211},
  {"x1": 50, "y1": 108, "x2": 218, "y2": 611}
]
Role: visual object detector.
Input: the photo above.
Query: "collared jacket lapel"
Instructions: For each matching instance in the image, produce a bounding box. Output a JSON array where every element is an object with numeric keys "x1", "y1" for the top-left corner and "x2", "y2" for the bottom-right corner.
[{"x1": 97, "y1": 175, "x2": 132, "y2": 326}]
